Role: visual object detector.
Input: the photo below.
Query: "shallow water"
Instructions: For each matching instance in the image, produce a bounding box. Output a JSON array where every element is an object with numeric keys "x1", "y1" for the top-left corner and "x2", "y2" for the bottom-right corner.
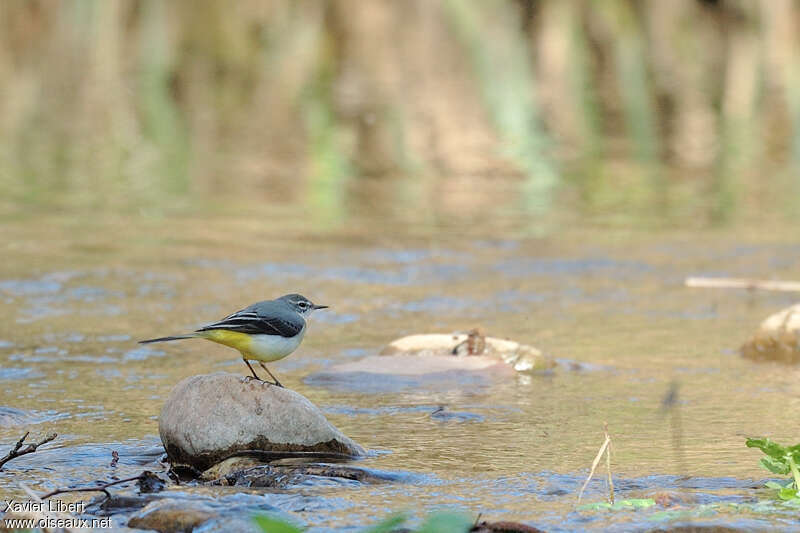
[{"x1": 1, "y1": 200, "x2": 800, "y2": 531}]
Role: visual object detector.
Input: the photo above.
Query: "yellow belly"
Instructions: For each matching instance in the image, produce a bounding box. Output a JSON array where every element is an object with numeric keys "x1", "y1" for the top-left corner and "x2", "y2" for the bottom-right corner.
[
  {"x1": 198, "y1": 330, "x2": 254, "y2": 356},
  {"x1": 196, "y1": 329, "x2": 303, "y2": 362}
]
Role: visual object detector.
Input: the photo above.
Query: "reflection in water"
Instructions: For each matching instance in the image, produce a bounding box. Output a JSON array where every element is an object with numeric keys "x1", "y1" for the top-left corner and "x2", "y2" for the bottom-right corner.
[{"x1": 3, "y1": 2, "x2": 800, "y2": 226}]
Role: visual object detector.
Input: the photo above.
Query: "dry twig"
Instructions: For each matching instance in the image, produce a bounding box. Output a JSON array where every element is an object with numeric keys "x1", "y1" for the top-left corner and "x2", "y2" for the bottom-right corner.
[
  {"x1": 604, "y1": 423, "x2": 613, "y2": 504},
  {"x1": 39, "y1": 472, "x2": 151, "y2": 500},
  {"x1": 0, "y1": 432, "x2": 57, "y2": 471},
  {"x1": 577, "y1": 423, "x2": 614, "y2": 504}
]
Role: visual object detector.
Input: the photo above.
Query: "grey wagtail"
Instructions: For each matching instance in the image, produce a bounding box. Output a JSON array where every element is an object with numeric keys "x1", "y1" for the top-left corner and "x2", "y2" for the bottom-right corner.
[{"x1": 139, "y1": 294, "x2": 327, "y2": 387}]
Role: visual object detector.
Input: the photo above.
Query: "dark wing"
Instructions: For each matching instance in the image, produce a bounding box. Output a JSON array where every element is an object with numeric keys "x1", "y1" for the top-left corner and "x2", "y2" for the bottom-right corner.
[{"x1": 196, "y1": 307, "x2": 303, "y2": 338}]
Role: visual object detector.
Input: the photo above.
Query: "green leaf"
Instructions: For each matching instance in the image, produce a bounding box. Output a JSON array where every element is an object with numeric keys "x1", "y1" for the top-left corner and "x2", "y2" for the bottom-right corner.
[
  {"x1": 253, "y1": 514, "x2": 304, "y2": 533},
  {"x1": 760, "y1": 456, "x2": 790, "y2": 475},
  {"x1": 783, "y1": 497, "x2": 800, "y2": 508},
  {"x1": 765, "y1": 481, "x2": 785, "y2": 489},
  {"x1": 578, "y1": 498, "x2": 655, "y2": 511},
  {"x1": 612, "y1": 498, "x2": 656, "y2": 510},
  {"x1": 778, "y1": 487, "x2": 799, "y2": 501},
  {"x1": 746, "y1": 438, "x2": 788, "y2": 460},
  {"x1": 787, "y1": 452, "x2": 800, "y2": 491},
  {"x1": 417, "y1": 512, "x2": 473, "y2": 533},
  {"x1": 362, "y1": 514, "x2": 408, "y2": 533}
]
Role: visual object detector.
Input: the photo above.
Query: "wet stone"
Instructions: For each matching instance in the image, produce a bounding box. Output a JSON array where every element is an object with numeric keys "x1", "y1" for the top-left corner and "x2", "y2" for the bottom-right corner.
[
  {"x1": 651, "y1": 491, "x2": 698, "y2": 507},
  {"x1": 381, "y1": 332, "x2": 555, "y2": 372},
  {"x1": 741, "y1": 303, "x2": 800, "y2": 364},
  {"x1": 98, "y1": 494, "x2": 155, "y2": 513},
  {"x1": 127, "y1": 500, "x2": 217, "y2": 533},
  {"x1": 311, "y1": 332, "x2": 555, "y2": 389},
  {"x1": 215, "y1": 464, "x2": 295, "y2": 488},
  {"x1": 159, "y1": 372, "x2": 366, "y2": 471},
  {"x1": 200, "y1": 456, "x2": 263, "y2": 481},
  {"x1": 137, "y1": 470, "x2": 167, "y2": 493},
  {"x1": 193, "y1": 516, "x2": 264, "y2": 533},
  {"x1": 204, "y1": 459, "x2": 397, "y2": 488},
  {"x1": 471, "y1": 521, "x2": 546, "y2": 533}
]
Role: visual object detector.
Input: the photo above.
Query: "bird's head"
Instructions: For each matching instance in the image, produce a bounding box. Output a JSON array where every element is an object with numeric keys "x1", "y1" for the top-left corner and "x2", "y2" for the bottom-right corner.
[{"x1": 280, "y1": 293, "x2": 328, "y2": 316}]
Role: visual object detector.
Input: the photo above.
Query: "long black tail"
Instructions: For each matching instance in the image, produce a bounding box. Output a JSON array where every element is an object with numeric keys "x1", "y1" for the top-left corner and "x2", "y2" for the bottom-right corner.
[{"x1": 139, "y1": 334, "x2": 195, "y2": 344}]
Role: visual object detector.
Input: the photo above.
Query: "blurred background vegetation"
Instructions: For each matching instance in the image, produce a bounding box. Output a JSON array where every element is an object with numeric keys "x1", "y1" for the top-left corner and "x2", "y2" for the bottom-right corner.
[{"x1": 1, "y1": 0, "x2": 799, "y2": 227}]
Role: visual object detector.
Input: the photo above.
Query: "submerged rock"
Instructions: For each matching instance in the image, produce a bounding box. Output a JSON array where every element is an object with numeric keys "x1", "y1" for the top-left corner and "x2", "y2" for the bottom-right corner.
[
  {"x1": 741, "y1": 303, "x2": 800, "y2": 364},
  {"x1": 471, "y1": 521, "x2": 545, "y2": 533},
  {"x1": 193, "y1": 516, "x2": 263, "y2": 533},
  {"x1": 309, "y1": 354, "x2": 515, "y2": 393},
  {"x1": 200, "y1": 456, "x2": 262, "y2": 481},
  {"x1": 309, "y1": 331, "x2": 556, "y2": 392},
  {"x1": 381, "y1": 331, "x2": 555, "y2": 372},
  {"x1": 159, "y1": 373, "x2": 366, "y2": 471},
  {"x1": 204, "y1": 461, "x2": 397, "y2": 487},
  {"x1": 128, "y1": 500, "x2": 217, "y2": 533}
]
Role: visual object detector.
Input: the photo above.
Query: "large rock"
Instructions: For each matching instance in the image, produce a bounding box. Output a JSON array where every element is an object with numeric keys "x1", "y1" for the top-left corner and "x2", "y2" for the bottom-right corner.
[
  {"x1": 741, "y1": 303, "x2": 800, "y2": 364},
  {"x1": 159, "y1": 373, "x2": 365, "y2": 471}
]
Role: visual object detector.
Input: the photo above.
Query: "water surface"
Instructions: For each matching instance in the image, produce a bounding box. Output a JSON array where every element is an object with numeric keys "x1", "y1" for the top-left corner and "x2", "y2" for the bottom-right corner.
[{"x1": 1, "y1": 201, "x2": 799, "y2": 530}]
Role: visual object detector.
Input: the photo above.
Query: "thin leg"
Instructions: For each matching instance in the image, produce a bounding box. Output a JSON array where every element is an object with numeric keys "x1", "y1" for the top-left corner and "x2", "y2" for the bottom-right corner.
[
  {"x1": 258, "y1": 362, "x2": 283, "y2": 387},
  {"x1": 243, "y1": 359, "x2": 262, "y2": 381}
]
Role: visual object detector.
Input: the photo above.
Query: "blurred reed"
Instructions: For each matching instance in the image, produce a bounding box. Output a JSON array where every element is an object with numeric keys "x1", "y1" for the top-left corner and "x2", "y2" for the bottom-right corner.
[{"x1": 0, "y1": 0, "x2": 798, "y2": 224}]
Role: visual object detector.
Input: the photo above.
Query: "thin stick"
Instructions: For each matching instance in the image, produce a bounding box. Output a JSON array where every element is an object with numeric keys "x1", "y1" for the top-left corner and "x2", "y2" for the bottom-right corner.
[
  {"x1": 604, "y1": 423, "x2": 614, "y2": 504},
  {"x1": 0, "y1": 432, "x2": 57, "y2": 471},
  {"x1": 577, "y1": 427, "x2": 611, "y2": 504},
  {"x1": 18, "y1": 481, "x2": 84, "y2": 533},
  {"x1": 39, "y1": 473, "x2": 146, "y2": 500},
  {"x1": 685, "y1": 277, "x2": 800, "y2": 292}
]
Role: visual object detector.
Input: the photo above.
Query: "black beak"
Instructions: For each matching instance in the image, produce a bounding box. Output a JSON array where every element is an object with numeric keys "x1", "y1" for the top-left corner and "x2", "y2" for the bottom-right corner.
[{"x1": 313, "y1": 304, "x2": 329, "y2": 310}]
